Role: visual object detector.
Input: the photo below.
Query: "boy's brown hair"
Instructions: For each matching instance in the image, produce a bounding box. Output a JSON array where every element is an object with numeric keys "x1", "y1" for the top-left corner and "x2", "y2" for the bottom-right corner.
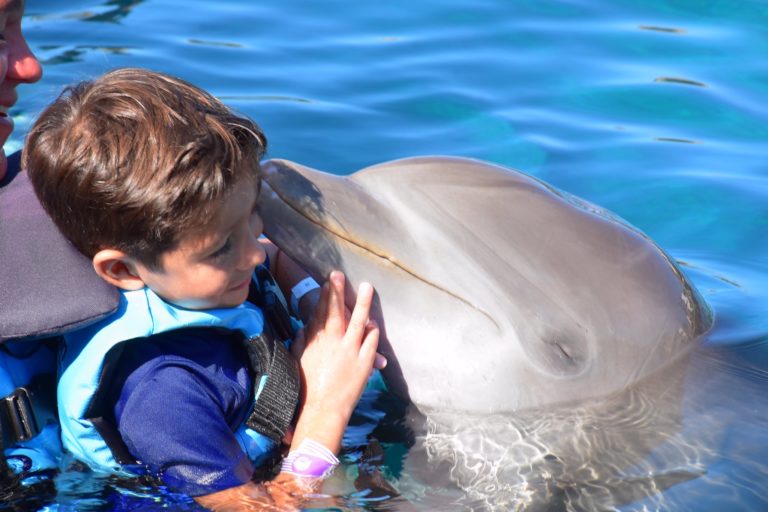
[{"x1": 24, "y1": 67, "x2": 267, "y2": 268}]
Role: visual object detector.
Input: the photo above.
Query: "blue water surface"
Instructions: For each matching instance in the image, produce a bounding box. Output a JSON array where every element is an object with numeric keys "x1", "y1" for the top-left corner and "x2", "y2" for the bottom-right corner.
[{"x1": 9, "y1": 0, "x2": 768, "y2": 510}]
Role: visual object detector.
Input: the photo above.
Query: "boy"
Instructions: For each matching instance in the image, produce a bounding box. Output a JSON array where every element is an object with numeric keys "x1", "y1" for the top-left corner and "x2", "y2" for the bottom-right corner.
[{"x1": 23, "y1": 68, "x2": 381, "y2": 507}]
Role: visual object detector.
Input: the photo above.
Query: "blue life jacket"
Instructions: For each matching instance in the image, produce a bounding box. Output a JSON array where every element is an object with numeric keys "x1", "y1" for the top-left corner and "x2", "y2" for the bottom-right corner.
[
  {"x1": 58, "y1": 270, "x2": 300, "y2": 476},
  {"x1": 0, "y1": 340, "x2": 60, "y2": 478},
  {"x1": 1, "y1": 153, "x2": 119, "y2": 484}
]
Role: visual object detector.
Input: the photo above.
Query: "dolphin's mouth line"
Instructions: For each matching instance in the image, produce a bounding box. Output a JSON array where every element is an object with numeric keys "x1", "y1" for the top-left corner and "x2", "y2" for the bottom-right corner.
[
  {"x1": 354, "y1": 244, "x2": 500, "y2": 331},
  {"x1": 264, "y1": 178, "x2": 500, "y2": 331}
]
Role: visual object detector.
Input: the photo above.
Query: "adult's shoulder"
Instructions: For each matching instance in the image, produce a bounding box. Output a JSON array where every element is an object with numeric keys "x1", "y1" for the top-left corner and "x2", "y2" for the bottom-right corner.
[{"x1": 0, "y1": 151, "x2": 119, "y2": 342}]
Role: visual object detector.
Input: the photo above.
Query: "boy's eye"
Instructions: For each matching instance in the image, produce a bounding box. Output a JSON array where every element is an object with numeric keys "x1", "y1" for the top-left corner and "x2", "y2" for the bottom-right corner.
[{"x1": 209, "y1": 238, "x2": 232, "y2": 259}]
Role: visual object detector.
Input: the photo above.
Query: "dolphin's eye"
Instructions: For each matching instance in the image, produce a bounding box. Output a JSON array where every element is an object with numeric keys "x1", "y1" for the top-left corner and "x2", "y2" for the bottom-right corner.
[{"x1": 523, "y1": 330, "x2": 589, "y2": 378}]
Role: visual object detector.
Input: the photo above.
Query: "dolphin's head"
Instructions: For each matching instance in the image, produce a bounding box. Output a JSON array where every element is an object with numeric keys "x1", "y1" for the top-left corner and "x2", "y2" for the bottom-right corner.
[
  {"x1": 256, "y1": 160, "x2": 342, "y2": 276},
  {"x1": 256, "y1": 157, "x2": 712, "y2": 413}
]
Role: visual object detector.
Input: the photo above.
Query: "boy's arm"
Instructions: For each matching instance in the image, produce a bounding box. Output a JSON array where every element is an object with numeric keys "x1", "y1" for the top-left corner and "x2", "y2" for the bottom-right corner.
[
  {"x1": 115, "y1": 343, "x2": 265, "y2": 500},
  {"x1": 192, "y1": 475, "x2": 316, "y2": 511},
  {"x1": 260, "y1": 239, "x2": 320, "y2": 325},
  {"x1": 195, "y1": 271, "x2": 379, "y2": 511}
]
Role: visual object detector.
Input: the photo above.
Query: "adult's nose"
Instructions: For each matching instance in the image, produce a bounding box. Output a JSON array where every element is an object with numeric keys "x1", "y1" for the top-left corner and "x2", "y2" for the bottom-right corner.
[{"x1": 7, "y1": 34, "x2": 43, "y2": 84}]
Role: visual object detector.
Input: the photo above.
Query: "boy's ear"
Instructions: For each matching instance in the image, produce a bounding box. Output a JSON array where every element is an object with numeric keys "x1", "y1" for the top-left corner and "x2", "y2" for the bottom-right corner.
[{"x1": 92, "y1": 249, "x2": 146, "y2": 291}]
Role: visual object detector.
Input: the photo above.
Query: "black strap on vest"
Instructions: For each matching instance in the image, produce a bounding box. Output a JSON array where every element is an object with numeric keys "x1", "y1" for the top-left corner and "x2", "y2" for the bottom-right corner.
[
  {"x1": 244, "y1": 267, "x2": 301, "y2": 444},
  {"x1": 242, "y1": 331, "x2": 300, "y2": 444},
  {"x1": 0, "y1": 373, "x2": 56, "y2": 450},
  {"x1": 252, "y1": 266, "x2": 294, "y2": 342}
]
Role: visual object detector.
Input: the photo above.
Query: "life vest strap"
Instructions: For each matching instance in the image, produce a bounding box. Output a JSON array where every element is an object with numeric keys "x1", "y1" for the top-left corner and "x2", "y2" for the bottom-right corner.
[
  {"x1": 243, "y1": 266, "x2": 301, "y2": 444},
  {"x1": 243, "y1": 329, "x2": 300, "y2": 445},
  {"x1": 0, "y1": 374, "x2": 56, "y2": 449},
  {"x1": 252, "y1": 266, "x2": 294, "y2": 342},
  {"x1": 1, "y1": 387, "x2": 37, "y2": 447}
]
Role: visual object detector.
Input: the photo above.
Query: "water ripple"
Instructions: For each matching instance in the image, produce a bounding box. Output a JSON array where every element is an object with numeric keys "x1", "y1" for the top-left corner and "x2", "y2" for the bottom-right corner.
[
  {"x1": 654, "y1": 76, "x2": 708, "y2": 87},
  {"x1": 638, "y1": 25, "x2": 687, "y2": 34}
]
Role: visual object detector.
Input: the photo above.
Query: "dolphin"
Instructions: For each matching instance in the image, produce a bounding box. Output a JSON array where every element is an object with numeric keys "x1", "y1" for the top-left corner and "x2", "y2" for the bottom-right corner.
[{"x1": 256, "y1": 156, "x2": 711, "y2": 414}]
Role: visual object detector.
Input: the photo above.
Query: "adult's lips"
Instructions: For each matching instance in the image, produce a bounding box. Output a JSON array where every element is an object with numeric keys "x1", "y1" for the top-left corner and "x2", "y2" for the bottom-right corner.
[
  {"x1": 0, "y1": 105, "x2": 12, "y2": 128},
  {"x1": 0, "y1": 106, "x2": 14, "y2": 145}
]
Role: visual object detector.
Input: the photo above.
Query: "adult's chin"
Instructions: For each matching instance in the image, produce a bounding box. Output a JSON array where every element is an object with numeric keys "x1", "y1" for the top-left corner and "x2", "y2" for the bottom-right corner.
[
  {"x1": 0, "y1": 115, "x2": 13, "y2": 183},
  {"x1": 0, "y1": 149, "x2": 7, "y2": 183}
]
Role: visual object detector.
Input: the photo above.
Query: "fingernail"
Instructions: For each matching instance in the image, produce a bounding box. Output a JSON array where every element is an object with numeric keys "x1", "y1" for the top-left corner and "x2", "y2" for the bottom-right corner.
[
  {"x1": 359, "y1": 282, "x2": 372, "y2": 294},
  {"x1": 331, "y1": 270, "x2": 345, "y2": 284},
  {"x1": 375, "y1": 353, "x2": 387, "y2": 369}
]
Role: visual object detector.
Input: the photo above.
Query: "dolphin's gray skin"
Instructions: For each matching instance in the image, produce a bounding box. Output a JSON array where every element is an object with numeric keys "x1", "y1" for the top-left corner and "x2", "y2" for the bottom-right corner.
[{"x1": 256, "y1": 156, "x2": 711, "y2": 414}]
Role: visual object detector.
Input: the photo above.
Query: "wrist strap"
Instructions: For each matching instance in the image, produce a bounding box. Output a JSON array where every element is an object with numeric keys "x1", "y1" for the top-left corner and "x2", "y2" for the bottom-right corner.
[
  {"x1": 281, "y1": 438, "x2": 339, "y2": 479},
  {"x1": 290, "y1": 277, "x2": 320, "y2": 315}
]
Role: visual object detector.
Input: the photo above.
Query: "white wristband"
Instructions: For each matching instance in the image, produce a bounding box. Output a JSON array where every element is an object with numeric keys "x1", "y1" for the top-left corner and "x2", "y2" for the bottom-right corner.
[
  {"x1": 290, "y1": 277, "x2": 320, "y2": 315},
  {"x1": 280, "y1": 438, "x2": 339, "y2": 479}
]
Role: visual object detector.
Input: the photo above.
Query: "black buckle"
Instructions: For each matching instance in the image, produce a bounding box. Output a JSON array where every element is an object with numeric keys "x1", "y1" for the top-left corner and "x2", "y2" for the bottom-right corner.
[{"x1": 1, "y1": 387, "x2": 39, "y2": 444}]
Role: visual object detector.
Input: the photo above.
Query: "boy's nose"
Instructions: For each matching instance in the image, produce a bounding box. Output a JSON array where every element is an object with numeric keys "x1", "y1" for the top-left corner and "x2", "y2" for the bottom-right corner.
[{"x1": 241, "y1": 233, "x2": 266, "y2": 270}]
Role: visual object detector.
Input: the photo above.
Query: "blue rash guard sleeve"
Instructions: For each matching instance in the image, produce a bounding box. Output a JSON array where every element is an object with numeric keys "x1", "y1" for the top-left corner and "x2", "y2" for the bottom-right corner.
[{"x1": 112, "y1": 330, "x2": 255, "y2": 497}]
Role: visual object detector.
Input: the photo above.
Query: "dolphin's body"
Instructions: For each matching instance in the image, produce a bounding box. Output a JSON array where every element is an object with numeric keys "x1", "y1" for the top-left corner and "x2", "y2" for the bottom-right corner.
[{"x1": 257, "y1": 156, "x2": 711, "y2": 414}]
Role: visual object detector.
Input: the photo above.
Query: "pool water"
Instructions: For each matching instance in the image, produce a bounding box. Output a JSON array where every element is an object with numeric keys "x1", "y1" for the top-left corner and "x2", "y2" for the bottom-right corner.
[{"x1": 9, "y1": 0, "x2": 768, "y2": 510}]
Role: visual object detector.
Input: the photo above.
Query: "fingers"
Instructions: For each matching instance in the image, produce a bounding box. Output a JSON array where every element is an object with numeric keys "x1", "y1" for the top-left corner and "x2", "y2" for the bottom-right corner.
[
  {"x1": 325, "y1": 271, "x2": 346, "y2": 335},
  {"x1": 301, "y1": 270, "x2": 377, "y2": 356},
  {"x1": 344, "y1": 281, "x2": 374, "y2": 345},
  {"x1": 373, "y1": 353, "x2": 387, "y2": 370},
  {"x1": 306, "y1": 279, "x2": 331, "y2": 334},
  {"x1": 358, "y1": 319, "x2": 380, "y2": 364}
]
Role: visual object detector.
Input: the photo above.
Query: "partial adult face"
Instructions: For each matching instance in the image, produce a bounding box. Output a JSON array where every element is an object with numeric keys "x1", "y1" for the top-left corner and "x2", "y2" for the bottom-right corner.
[
  {"x1": 133, "y1": 178, "x2": 268, "y2": 310},
  {"x1": 0, "y1": 0, "x2": 43, "y2": 181}
]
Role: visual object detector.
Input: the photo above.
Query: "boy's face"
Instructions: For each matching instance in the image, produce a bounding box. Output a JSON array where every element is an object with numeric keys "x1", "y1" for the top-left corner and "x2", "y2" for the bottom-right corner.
[{"x1": 134, "y1": 178, "x2": 266, "y2": 310}]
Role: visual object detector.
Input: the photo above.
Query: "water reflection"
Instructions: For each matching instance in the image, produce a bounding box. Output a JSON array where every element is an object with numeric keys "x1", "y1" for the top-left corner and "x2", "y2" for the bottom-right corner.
[
  {"x1": 654, "y1": 77, "x2": 708, "y2": 87},
  {"x1": 187, "y1": 39, "x2": 245, "y2": 49},
  {"x1": 654, "y1": 136, "x2": 698, "y2": 144},
  {"x1": 39, "y1": 46, "x2": 133, "y2": 66},
  {"x1": 638, "y1": 25, "x2": 687, "y2": 34},
  {"x1": 82, "y1": 0, "x2": 145, "y2": 24},
  {"x1": 28, "y1": 0, "x2": 145, "y2": 24}
]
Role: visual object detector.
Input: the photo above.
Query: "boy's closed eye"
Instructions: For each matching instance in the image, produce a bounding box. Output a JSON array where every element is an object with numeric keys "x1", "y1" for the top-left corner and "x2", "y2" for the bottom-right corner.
[{"x1": 208, "y1": 238, "x2": 232, "y2": 260}]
